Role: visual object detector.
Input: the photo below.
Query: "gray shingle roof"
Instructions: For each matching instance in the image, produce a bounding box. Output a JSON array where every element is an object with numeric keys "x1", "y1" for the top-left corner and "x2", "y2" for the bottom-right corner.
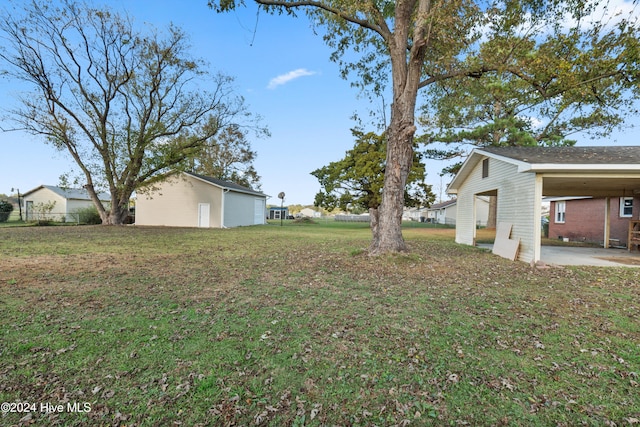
[
  {"x1": 185, "y1": 172, "x2": 267, "y2": 197},
  {"x1": 24, "y1": 185, "x2": 110, "y2": 201},
  {"x1": 429, "y1": 199, "x2": 457, "y2": 209},
  {"x1": 480, "y1": 146, "x2": 640, "y2": 164}
]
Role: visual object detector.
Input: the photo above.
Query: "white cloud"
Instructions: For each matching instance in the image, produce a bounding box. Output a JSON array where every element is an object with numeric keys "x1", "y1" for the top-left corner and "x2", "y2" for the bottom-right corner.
[
  {"x1": 267, "y1": 68, "x2": 317, "y2": 89},
  {"x1": 559, "y1": 0, "x2": 639, "y2": 31}
]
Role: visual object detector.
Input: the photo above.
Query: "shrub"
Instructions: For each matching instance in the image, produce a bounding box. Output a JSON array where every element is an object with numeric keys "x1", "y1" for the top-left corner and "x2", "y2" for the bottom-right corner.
[
  {"x1": 0, "y1": 201, "x2": 14, "y2": 223},
  {"x1": 74, "y1": 205, "x2": 102, "y2": 225},
  {"x1": 30, "y1": 201, "x2": 56, "y2": 225}
]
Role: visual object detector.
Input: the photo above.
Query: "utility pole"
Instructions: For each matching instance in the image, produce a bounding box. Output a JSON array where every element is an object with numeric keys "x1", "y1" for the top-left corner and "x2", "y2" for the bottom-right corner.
[
  {"x1": 278, "y1": 192, "x2": 285, "y2": 227},
  {"x1": 11, "y1": 188, "x2": 22, "y2": 221}
]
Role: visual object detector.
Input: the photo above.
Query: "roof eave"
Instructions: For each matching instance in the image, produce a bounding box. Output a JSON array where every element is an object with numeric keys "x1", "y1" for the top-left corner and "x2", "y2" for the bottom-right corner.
[
  {"x1": 447, "y1": 148, "x2": 527, "y2": 192},
  {"x1": 185, "y1": 172, "x2": 267, "y2": 198},
  {"x1": 524, "y1": 163, "x2": 640, "y2": 173}
]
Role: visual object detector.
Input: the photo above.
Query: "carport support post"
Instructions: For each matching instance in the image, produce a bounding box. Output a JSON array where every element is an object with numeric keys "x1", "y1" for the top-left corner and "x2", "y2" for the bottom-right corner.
[
  {"x1": 603, "y1": 197, "x2": 610, "y2": 249},
  {"x1": 533, "y1": 176, "x2": 543, "y2": 263}
]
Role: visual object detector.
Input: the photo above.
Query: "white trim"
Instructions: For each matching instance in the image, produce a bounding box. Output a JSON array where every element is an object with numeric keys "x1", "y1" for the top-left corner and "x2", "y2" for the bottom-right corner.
[
  {"x1": 543, "y1": 196, "x2": 592, "y2": 202},
  {"x1": 620, "y1": 197, "x2": 634, "y2": 218},
  {"x1": 533, "y1": 175, "x2": 543, "y2": 263},
  {"x1": 604, "y1": 198, "x2": 611, "y2": 249},
  {"x1": 524, "y1": 164, "x2": 640, "y2": 173},
  {"x1": 555, "y1": 201, "x2": 566, "y2": 223},
  {"x1": 221, "y1": 189, "x2": 228, "y2": 228},
  {"x1": 185, "y1": 172, "x2": 266, "y2": 197},
  {"x1": 198, "y1": 203, "x2": 210, "y2": 228}
]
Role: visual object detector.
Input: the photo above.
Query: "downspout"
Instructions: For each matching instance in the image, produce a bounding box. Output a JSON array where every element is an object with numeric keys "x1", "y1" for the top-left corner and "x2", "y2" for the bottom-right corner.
[{"x1": 221, "y1": 188, "x2": 229, "y2": 228}]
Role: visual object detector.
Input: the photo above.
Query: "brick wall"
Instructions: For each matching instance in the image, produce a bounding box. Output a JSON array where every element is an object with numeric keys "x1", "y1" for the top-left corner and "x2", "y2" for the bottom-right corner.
[{"x1": 549, "y1": 197, "x2": 639, "y2": 246}]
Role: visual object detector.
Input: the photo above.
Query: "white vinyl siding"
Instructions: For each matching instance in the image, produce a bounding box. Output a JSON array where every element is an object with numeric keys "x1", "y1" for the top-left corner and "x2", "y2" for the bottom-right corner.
[
  {"x1": 254, "y1": 199, "x2": 265, "y2": 224},
  {"x1": 455, "y1": 156, "x2": 540, "y2": 263}
]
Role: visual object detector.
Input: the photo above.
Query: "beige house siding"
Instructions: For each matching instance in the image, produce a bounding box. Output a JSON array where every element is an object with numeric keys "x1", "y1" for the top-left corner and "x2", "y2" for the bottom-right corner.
[
  {"x1": 23, "y1": 186, "x2": 110, "y2": 223},
  {"x1": 24, "y1": 187, "x2": 67, "y2": 221},
  {"x1": 455, "y1": 156, "x2": 540, "y2": 263},
  {"x1": 136, "y1": 175, "x2": 223, "y2": 227}
]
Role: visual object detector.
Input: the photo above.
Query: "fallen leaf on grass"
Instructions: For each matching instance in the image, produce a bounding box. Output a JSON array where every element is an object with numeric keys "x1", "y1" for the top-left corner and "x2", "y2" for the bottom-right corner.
[{"x1": 310, "y1": 403, "x2": 322, "y2": 420}]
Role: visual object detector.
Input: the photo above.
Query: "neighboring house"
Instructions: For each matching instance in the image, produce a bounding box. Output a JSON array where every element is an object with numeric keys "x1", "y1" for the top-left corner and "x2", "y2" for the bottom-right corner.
[
  {"x1": 447, "y1": 146, "x2": 640, "y2": 263},
  {"x1": 268, "y1": 207, "x2": 289, "y2": 220},
  {"x1": 299, "y1": 207, "x2": 322, "y2": 218},
  {"x1": 425, "y1": 197, "x2": 490, "y2": 226},
  {"x1": 22, "y1": 185, "x2": 110, "y2": 222},
  {"x1": 403, "y1": 207, "x2": 428, "y2": 222},
  {"x1": 548, "y1": 196, "x2": 638, "y2": 246},
  {"x1": 136, "y1": 172, "x2": 267, "y2": 228},
  {"x1": 427, "y1": 199, "x2": 457, "y2": 224}
]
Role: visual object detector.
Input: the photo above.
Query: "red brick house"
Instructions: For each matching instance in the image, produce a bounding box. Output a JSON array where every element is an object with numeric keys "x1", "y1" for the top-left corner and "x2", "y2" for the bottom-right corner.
[{"x1": 549, "y1": 196, "x2": 639, "y2": 247}]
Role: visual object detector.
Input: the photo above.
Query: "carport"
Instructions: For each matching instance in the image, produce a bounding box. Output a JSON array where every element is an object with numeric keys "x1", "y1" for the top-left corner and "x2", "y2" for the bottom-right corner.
[{"x1": 447, "y1": 146, "x2": 640, "y2": 264}]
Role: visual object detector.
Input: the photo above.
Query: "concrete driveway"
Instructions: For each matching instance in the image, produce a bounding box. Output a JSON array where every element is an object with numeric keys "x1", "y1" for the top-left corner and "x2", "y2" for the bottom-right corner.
[
  {"x1": 478, "y1": 244, "x2": 640, "y2": 267},
  {"x1": 539, "y1": 246, "x2": 640, "y2": 267}
]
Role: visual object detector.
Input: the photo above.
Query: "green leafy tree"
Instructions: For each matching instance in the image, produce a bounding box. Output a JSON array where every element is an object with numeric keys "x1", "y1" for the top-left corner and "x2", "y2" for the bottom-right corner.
[
  {"x1": 312, "y1": 130, "x2": 434, "y2": 249},
  {"x1": 209, "y1": 0, "x2": 640, "y2": 254},
  {"x1": 0, "y1": 0, "x2": 262, "y2": 224},
  {"x1": 190, "y1": 122, "x2": 263, "y2": 190},
  {"x1": 420, "y1": 13, "x2": 640, "y2": 173}
]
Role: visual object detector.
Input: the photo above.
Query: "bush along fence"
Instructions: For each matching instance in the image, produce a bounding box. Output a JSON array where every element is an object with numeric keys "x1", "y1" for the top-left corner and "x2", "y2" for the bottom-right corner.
[{"x1": 19, "y1": 206, "x2": 103, "y2": 225}]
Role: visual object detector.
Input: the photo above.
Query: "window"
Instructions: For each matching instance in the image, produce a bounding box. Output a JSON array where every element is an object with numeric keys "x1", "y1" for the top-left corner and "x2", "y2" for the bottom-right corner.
[
  {"x1": 555, "y1": 201, "x2": 566, "y2": 223},
  {"x1": 620, "y1": 197, "x2": 633, "y2": 217},
  {"x1": 482, "y1": 158, "x2": 489, "y2": 178}
]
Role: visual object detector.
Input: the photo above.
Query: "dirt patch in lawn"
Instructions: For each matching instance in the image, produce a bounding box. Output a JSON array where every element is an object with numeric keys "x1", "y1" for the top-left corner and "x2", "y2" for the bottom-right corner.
[{"x1": 0, "y1": 252, "x2": 227, "y2": 305}]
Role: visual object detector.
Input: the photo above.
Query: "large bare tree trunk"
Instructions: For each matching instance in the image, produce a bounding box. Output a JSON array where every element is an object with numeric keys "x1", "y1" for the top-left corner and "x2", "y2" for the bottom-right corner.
[
  {"x1": 85, "y1": 183, "x2": 130, "y2": 225},
  {"x1": 369, "y1": 0, "x2": 428, "y2": 255},
  {"x1": 372, "y1": 109, "x2": 415, "y2": 254}
]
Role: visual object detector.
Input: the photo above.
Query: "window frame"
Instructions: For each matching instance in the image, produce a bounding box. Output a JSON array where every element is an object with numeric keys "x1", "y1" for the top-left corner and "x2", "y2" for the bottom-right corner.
[
  {"x1": 620, "y1": 197, "x2": 633, "y2": 218},
  {"x1": 482, "y1": 158, "x2": 489, "y2": 178},
  {"x1": 555, "y1": 201, "x2": 566, "y2": 223}
]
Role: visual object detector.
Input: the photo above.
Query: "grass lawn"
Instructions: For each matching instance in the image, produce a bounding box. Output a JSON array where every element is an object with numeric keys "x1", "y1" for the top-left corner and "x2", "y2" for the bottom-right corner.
[{"x1": 0, "y1": 222, "x2": 638, "y2": 426}]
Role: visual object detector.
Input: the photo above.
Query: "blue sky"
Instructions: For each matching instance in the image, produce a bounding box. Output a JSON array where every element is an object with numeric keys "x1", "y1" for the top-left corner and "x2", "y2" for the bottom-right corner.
[{"x1": 0, "y1": 0, "x2": 638, "y2": 205}]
